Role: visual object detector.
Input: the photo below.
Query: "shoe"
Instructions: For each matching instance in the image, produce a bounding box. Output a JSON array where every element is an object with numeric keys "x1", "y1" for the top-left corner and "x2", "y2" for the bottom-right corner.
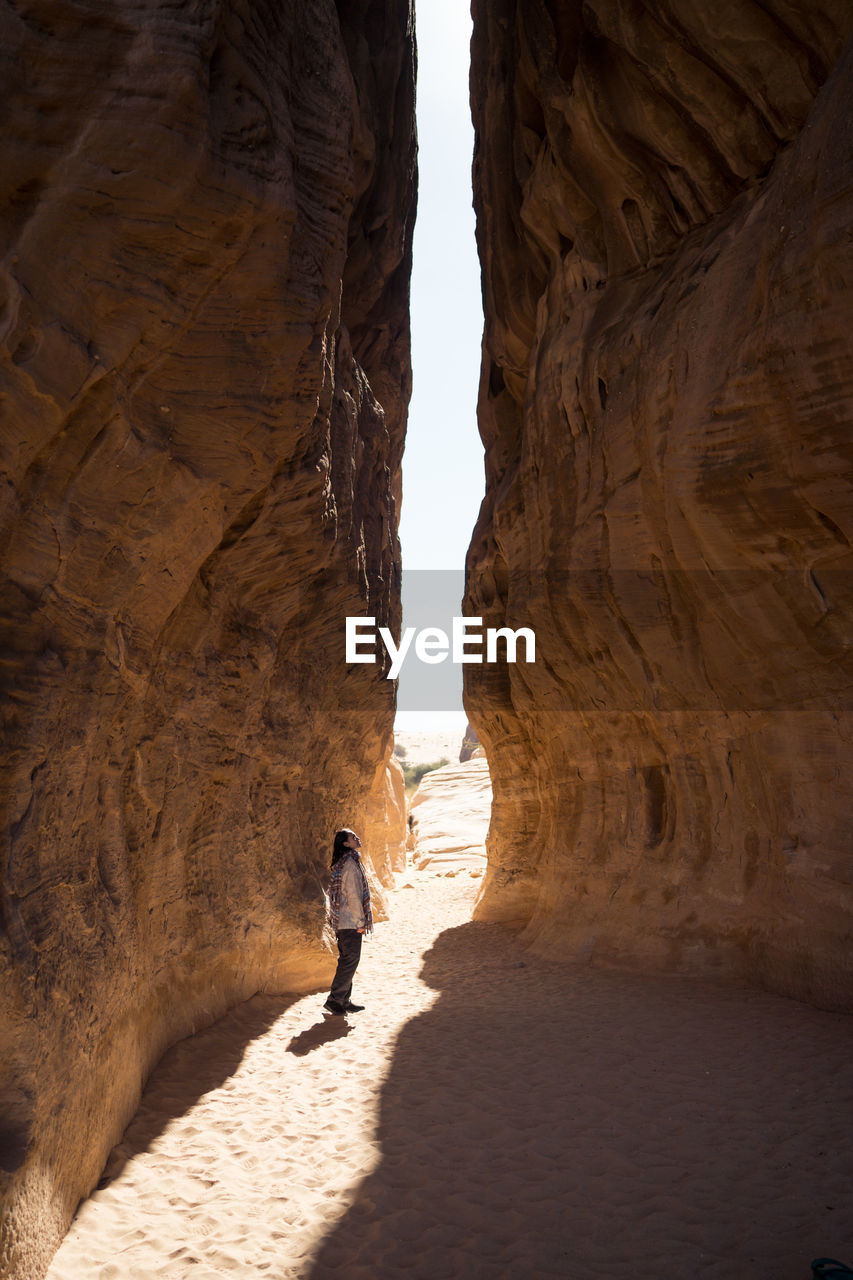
[
  {"x1": 323, "y1": 1000, "x2": 346, "y2": 1016},
  {"x1": 344, "y1": 1002, "x2": 364, "y2": 1012}
]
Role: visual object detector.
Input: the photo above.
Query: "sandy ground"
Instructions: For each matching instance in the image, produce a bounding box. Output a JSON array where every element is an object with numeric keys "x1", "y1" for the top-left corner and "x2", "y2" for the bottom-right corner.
[{"x1": 45, "y1": 863, "x2": 853, "y2": 1280}]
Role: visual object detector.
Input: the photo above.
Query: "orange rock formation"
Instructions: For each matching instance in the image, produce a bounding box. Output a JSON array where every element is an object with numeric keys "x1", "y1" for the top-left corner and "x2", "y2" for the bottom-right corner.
[
  {"x1": 364, "y1": 753, "x2": 408, "y2": 880},
  {"x1": 0, "y1": 2, "x2": 415, "y2": 1276},
  {"x1": 466, "y1": 2, "x2": 853, "y2": 1011}
]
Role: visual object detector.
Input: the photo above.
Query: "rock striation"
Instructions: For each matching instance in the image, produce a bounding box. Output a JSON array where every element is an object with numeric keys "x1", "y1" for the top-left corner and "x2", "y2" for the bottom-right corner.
[
  {"x1": 408, "y1": 757, "x2": 492, "y2": 873},
  {"x1": 363, "y1": 753, "x2": 408, "y2": 880},
  {"x1": 0, "y1": 2, "x2": 415, "y2": 1276},
  {"x1": 466, "y1": 1, "x2": 853, "y2": 1010}
]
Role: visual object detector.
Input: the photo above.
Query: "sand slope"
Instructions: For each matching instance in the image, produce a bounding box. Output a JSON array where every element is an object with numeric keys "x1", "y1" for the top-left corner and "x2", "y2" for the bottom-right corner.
[{"x1": 47, "y1": 872, "x2": 853, "y2": 1280}]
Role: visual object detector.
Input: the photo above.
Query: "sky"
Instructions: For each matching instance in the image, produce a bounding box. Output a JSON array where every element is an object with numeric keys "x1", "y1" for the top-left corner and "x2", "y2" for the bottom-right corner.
[
  {"x1": 395, "y1": 1, "x2": 484, "y2": 734},
  {"x1": 398, "y1": 0, "x2": 484, "y2": 573}
]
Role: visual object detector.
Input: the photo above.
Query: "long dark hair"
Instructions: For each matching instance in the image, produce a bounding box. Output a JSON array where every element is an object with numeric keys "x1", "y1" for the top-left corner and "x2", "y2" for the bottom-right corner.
[{"x1": 331, "y1": 828, "x2": 356, "y2": 867}]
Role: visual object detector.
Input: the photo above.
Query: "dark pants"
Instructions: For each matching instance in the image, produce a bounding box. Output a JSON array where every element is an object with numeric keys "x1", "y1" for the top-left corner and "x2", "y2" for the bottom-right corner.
[{"x1": 329, "y1": 929, "x2": 362, "y2": 1008}]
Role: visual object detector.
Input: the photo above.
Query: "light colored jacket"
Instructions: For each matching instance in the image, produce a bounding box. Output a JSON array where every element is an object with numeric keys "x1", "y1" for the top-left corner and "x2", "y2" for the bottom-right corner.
[{"x1": 336, "y1": 858, "x2": 367, "y2": 930}]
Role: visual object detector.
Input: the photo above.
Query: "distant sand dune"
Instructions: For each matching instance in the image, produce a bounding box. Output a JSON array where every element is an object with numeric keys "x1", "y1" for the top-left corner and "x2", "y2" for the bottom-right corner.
[{"x1": 393, "y1": 727, "x2": 466, "y2": 768}]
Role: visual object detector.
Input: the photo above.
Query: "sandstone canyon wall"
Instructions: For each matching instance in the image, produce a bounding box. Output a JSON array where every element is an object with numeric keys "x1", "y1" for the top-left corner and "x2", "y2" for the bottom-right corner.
[
  {"x1": 0, "y1": 2, "x2": 415, "y2": 1276},
  {"x1": 363, "y1": 752, "x2": 408, "y2": 879},
  {"x1": 466, "y1": 1, "x2": 853, "y2": 1011}
]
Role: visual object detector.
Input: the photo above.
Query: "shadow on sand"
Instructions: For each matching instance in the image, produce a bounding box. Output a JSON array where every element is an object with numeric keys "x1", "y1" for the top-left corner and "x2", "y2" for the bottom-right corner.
[
  {"x1": 287, "y1": 1016, "x2": 353, "y2": 1056},
  {"x1": 306, "y1": 920, "x2": 853, "y2": 1280},
  {"x1": 98, "y1": 993, "x2": 299, "y2": 1187}
]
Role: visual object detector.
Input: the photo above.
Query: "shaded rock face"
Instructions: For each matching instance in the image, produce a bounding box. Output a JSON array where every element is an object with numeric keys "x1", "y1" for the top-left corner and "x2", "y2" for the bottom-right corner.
[
  {"x1": 0, "y1": 1, "x2": 415, "y2": 1276},
  {"x1": 459, "y1": 720, "x2": 480, "y2": 762},
  {"x1": 466, "y1": 1, "x2": 853, "y2": 1010}
]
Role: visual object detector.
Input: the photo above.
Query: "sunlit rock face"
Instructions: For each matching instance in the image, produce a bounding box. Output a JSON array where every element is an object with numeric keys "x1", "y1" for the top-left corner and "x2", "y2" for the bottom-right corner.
[
  {"x1": 466, "y1": 1, "x2": 853, "y2": 1011},
  {"x1": 363, "y1": 754, "x2": 408, "y2": 880},
  {"x1": 0, "y1": 1, "x2": 415, "y2": 1275}
]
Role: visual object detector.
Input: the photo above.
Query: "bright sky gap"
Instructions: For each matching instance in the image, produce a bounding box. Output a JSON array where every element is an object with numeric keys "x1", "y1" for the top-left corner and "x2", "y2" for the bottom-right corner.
[{"x1": 396, "y1": 2, "x2": 483, "y2": 733}]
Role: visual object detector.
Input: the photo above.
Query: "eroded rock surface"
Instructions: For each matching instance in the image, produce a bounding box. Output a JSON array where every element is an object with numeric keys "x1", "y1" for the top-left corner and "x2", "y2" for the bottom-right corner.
[
  {"x1": 364, "y1": 753, "x2": 408, "y2": 879},
  {"x1": 459, "y1": 720, "x2": 480, "y2": 762},
  {"x1": 466, "y1": 1, "x2": 853, "y2": 1009},
  {"x1": 408, "y1": 757, "x2": 492, "y2": 871},
  {"x1": 0, "y1": 2, "x2": 415, "y2": 1276}
]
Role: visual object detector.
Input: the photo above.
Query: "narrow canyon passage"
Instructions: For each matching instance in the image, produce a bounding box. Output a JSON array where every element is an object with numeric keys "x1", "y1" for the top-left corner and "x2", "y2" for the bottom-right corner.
[
  {"x1": 45, "y1": 872, "x2": 852, "y2": 1280},
  {"x1": 4, "y1": 4, "x2": 851, "y2": 1273}
]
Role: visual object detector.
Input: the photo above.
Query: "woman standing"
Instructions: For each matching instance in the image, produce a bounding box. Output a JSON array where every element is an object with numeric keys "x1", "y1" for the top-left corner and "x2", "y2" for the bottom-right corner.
[{"x1": 324, "y1": 828, "x2": 373, "y2": 1015}]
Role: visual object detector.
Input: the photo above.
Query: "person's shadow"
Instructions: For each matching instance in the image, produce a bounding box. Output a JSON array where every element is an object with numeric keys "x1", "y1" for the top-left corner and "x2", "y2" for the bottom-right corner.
[
  {"x1": 286, "y1": 1017, "x2": 352, "y2": 1056},
  {"x1": 305, "y1": 920, "x2": 853, "y2": 1279}
]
